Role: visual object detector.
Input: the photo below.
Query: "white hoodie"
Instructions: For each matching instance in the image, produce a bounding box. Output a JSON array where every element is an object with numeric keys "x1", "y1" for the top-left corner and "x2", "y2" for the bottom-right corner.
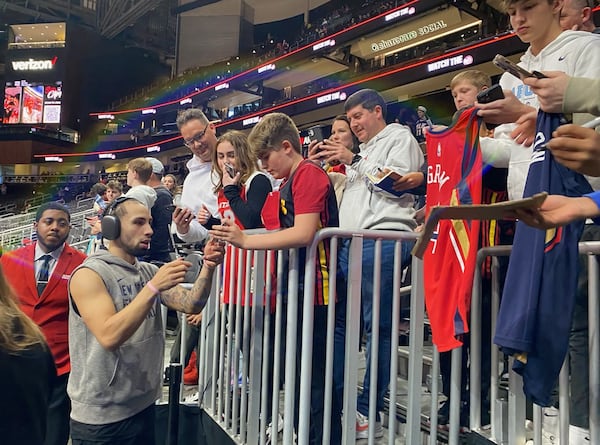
[
  {"x1": 177, "y1": 155, "x2": 219, "y2": 243},
  {"x1": 480, "y1": 30, "x2": 600, "y2": 200}
]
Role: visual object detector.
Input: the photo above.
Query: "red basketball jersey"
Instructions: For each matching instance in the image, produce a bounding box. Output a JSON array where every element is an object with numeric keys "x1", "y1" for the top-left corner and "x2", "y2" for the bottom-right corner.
[
  {"x1": 218, "y1": 184, "x2": 276, "y2": 309},
  {"x1": 423, "y1": 107, "x2": 482, "y2": 352}
]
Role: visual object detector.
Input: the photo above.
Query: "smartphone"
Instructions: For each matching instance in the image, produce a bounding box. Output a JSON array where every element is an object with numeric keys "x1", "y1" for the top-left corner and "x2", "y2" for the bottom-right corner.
[
  {"x1": 224, "y1": 162, "x2": 236, "y2": 178},
  {"x1": 476, "y1": 84, "x2": 505, "y2": 104},
  {"x1": 493, "y1": 54, "x2": 547, "y2": 80},
  {"x1": 171, "y1": 206, "x2": 196, "y2": 219},
  {"x1": 307, "y1": 125, "x2": 326, "y2": 143}
]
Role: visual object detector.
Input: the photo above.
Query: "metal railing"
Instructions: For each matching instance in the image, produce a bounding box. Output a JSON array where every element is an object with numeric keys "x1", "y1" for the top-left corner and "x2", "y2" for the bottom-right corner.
[{"x1": 172, "y1": 231, "x2": 600, "y2": 445}]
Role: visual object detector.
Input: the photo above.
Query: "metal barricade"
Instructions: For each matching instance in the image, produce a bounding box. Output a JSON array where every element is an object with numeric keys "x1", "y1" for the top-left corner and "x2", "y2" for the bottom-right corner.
[
  {"x1": 178, "y1": 231, "x2": 599, "y2": 445},
  {"x1": 187, "y1": 228, "x2": 419, "y2": 445},
  {"x1": 440, "y1": 242, "x2": 600, "y2": 445}
]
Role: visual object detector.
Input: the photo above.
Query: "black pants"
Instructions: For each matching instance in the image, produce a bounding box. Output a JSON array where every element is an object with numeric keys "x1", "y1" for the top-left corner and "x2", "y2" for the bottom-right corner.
[
  {"x1": 45, "y1": 373, "x2": 70, "y2": 445},
  {"x1": 70, "y1": 404, "x2": 155, "y2": 445}
]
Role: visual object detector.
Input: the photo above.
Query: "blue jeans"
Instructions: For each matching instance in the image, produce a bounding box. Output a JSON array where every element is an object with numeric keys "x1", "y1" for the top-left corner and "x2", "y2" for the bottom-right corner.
[{"x1": 335, "y1": 237, "x2": 412, "y2": 418}]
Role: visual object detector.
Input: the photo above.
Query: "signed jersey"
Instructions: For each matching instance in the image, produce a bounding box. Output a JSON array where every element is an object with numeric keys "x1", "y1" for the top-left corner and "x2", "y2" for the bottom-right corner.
[
  {"x1": 423, "y1": 107, "x2": 482, "y2": 352},
  {"x1": 495, "y1": 111, "x2": 592, "y2": 406}
]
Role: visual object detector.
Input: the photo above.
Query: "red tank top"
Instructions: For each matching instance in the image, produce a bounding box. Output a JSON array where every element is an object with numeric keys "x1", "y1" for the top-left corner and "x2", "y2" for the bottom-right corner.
[{"x1": 217, "y1": 186, "x2": 276, "y2": 310}]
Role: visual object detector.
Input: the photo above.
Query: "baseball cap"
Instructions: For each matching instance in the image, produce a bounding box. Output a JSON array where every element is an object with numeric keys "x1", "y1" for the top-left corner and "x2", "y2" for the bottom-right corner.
[
  {"x1": 417, "y1": 106, "x2": 427, "y2": 113},
  {"x1": 146, "y1": 157, "x2": 164, "y2": 175}
]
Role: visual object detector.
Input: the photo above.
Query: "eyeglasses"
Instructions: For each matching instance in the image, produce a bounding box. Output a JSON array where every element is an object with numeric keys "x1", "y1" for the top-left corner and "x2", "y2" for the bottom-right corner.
[{"x1": 183, "y1": 123, "x2": 209, "y2": 148}]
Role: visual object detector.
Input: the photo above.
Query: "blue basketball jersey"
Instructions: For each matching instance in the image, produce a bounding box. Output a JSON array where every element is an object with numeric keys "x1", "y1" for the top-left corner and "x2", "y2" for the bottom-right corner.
[{"x1": 494, "y1": 111, "x2": 593, "y2": 406}]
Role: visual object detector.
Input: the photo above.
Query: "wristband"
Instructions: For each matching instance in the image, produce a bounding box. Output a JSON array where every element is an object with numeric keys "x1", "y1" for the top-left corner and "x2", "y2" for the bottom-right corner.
[
  {"x1": 146, "y1": 281, "x2": 160, "y2": 295},
  {"x1": 584, "y1": 191, "x2": 600, "y2": 211}
]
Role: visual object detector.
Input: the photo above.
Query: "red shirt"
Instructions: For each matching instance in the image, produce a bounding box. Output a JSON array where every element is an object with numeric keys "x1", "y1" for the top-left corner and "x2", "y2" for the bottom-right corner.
[{"x1": 1, "y1": 243, "x2": 86, "y2": 375}]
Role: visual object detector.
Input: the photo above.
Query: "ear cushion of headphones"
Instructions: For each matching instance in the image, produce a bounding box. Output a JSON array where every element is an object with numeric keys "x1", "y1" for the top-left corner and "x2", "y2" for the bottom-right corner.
[{"x1": 101, "y1": 215, "x2": 120, "y2": 240}]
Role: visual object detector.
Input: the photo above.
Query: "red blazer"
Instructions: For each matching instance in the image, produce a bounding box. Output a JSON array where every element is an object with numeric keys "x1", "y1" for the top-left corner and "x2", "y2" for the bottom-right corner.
[{"x1": 1, "y1": 243, "x2": 86, "y2": 376}]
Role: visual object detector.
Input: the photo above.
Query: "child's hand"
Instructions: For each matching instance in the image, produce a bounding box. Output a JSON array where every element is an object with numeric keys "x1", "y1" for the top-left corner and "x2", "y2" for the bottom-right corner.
[
  {"x1": 209, "y1": 218, "x2": 246, "y2": 249},
  {"x1": 222, "y1": 170, "x2": 240, "y2": 188}
]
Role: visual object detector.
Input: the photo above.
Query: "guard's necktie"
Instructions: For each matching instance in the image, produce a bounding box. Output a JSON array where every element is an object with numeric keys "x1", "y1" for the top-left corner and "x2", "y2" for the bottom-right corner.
[{"x1": 37, "y1": 255, "x2": 52, "y2": 296}]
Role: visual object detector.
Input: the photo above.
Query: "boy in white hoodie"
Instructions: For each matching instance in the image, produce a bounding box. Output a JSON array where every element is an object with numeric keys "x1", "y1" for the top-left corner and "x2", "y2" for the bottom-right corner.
[{"x1": 475, "y1": 0, "x2": 600, "y2": 200}]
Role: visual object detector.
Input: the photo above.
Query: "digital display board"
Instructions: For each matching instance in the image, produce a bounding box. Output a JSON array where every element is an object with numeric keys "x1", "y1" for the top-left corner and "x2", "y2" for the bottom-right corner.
[
  {"x1": 3, "y1": 81, "x2": 62, "y2": 124},
  {"x1": 2, "y1": 47, "x2": 65, "y2": 125}
]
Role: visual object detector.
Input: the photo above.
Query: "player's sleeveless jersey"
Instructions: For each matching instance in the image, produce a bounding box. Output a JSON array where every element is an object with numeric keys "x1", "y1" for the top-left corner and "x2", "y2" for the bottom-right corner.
[
  {"x1": 495, "y1": 111, "x2": 593, "y2": 406},
  {"x1": 423, "y1": 107, "x2": 482, "y2": 352},
  {"x1": 218, "y1": 173, "x2": 276, "y2": 308}
]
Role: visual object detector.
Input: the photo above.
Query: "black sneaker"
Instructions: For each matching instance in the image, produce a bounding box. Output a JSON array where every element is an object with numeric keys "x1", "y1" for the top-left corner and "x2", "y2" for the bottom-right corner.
[
  {"x1": 437, "y1": 400, "x2": 450, "y2": 425},
  {"x1": 437, "y1": 400, "x2": 470, "y2": 430}
]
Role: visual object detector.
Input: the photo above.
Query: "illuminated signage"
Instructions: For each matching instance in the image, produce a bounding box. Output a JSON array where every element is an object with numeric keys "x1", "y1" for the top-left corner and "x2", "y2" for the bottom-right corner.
[
  {"x1": 11, "y1": 56, "x2": 58, "y2": 71},
  {"x1": 257, "y1": 64, "x2": 276, "y2": 74},
  {"x1": 99, "y1": 153, "x2": 116, "y2": 159},
  {"x1": 313, "y1": 39, "x2": 336, "y2": 51},
  {"x1": 351, "y1": 8, "x2": 479, "y2": 59},
  {"x1": 44, "y1": 156, "x2": 63, "y2": 162},
  {"x1": 146, "y1": 145, "x2": 161, "y2": 153},
  {"x1": 243, "y1": 116, "x2": 261, "y2": 127},
  {"x1": 215, "y1": 83, "x2": 230, "y2": 91},
  {"x1": 316, "y1": 91, "x2": 347, "y2": 105},
  {"x1": 427, "y1": 54, "x2": 473, "y2": 72},
  {"x1": 141, "y1": 108, "x2": 156, "y2": 115},
  {"x1": 180, "y1": 98, "x2": 192, "y2": 105},
  {"x1": 98, "y1": 114, "x2": 115, "y2": 120},
  {"x1": 371, "y1": 20, "x2": 448, "y2": 52},
  {"x1": 384, "y1": 7, "x2": 415, "y2": 22}
]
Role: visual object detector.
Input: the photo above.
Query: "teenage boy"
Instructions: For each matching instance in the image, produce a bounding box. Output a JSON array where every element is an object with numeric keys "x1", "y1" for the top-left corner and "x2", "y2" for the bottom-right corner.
[
  {"x1": 124, "y1": 158, "x2": 157, "y2": 209},
  {"x1": 210, "y1": 112, "x2": 339, "y2": 445},
  {"x1": 475, "y1": 0, "x2": 600, "y2": 201},
  {"x1": 475, "y1": 1, "x2": 600, "y2": 438}
]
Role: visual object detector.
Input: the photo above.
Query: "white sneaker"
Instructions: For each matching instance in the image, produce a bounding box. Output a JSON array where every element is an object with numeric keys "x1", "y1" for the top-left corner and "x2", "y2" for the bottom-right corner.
[
  {"x1": 355, "y1": 411, "x2": 383, "y2": 440},
  {"x1": 265, "y1": 414, "x2": 284, "y2": 445},
  {"x1": 542, "y1": 407, "x2": 559, "y2": 444},
  {"x1": 569, "y1": 425, "x2": 590, "y2": 444},
  {"x1": 183, "y1": 391, "x2": 199, "y2": 403}
]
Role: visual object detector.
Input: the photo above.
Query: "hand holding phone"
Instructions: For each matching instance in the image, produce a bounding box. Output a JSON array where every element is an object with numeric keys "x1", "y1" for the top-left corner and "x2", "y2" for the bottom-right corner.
[
  {"x1": 307, "y1": 125, "x2": 326, "y2": 143},
  {"x1": 493, "y1": 54, "x2": 547, "y2": 80},
  {"x1": 476, "y1": 84, "x2": 505, "y2": 104},
  {"x1": 224, "y1": 162, "x2": 236, "y2": 178}
]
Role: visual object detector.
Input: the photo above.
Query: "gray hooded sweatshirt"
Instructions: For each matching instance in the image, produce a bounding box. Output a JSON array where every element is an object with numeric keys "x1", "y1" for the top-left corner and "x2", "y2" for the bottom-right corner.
[{"x1": 67, "y1": 249, "x2": 163, "y2": 425}]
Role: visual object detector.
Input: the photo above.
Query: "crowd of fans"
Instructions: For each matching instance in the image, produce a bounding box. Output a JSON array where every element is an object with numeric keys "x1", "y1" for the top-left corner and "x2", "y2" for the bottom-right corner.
[{"x1": 2, "y1": 1, "x2": 599, "y2": 445}]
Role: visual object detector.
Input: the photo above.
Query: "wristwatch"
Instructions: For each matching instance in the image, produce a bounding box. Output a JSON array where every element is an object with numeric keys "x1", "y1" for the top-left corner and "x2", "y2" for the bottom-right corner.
[{"x1": 350, "y1": 154, "x2": 362, "y2": 166}]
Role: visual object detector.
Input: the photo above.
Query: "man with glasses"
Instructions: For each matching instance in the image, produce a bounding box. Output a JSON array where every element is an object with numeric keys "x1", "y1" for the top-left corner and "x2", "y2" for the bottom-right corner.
[
  {"x1": 1, "y1": 202, "x2": 87, "y2": 445},
  {"x1": 173, "y1": 108, "x2": 219, "y2": 244}
]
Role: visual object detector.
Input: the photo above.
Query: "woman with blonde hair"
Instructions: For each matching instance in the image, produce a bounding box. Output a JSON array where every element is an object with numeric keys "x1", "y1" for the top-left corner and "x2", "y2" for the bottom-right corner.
[
  {"x1": 0, "y1": 263, "x2": 55, "y2": 444},
  {"x1": 162, "y1": 173, "x2": 183, "y2": 205}
]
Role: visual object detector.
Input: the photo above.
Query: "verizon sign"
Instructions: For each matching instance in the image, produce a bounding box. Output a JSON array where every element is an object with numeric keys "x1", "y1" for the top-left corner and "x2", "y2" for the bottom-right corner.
[{"x1": 11, "y1": 56, "x2": 58, "y2": 71}]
